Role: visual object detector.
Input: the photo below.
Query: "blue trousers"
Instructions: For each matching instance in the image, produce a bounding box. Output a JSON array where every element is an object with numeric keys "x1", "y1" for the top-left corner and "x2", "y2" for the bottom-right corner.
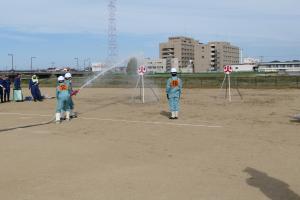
[
  {"x1": 168, "y1": 97, "x2": 180, "y2": 112},
  {"x1": 69, "y1": 97, "x2": 74, "y2": 110},
  {"x1": 4, "y1": 89, "x2": 10, "y2": 102},
  {"x1": 0, "y1": 88, "x2": 3, "y2": 103},
  {"x1": 31, "y1": 86, "x2": 42, "y2": 100},
  {"x1": 56, "y1": 96, "x2": 70, "y2": 113}
]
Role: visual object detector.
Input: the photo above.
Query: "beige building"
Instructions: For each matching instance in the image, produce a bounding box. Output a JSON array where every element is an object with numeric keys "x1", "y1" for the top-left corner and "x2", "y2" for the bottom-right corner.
[
  {"x1": 144, "y1": 58, "x2": 166, "y2": 73},
  {"x1": 160, "y1": 36, "x2": 240, "y2": 73},
  {"x1": 144, "y1": 58, "x2": 179, "y2": 74},
  {"x1": 194, "y1": 41, "x2": 240, "y2": 72},
  {"x1": 160, "y1": 36, "x2": 199, "y2": 72}
]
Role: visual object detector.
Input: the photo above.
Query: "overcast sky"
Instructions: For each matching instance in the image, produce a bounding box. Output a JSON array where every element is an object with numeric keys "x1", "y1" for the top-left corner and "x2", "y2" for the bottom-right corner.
[{"x1": 0, "y1": 0, "x2": 299, "y2": 69}]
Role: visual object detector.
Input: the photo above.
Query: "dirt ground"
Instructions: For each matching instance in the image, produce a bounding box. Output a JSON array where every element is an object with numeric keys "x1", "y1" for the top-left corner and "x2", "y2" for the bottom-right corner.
[{"x1": 0, "y1": 88, "x2": 300, "y2": 200}]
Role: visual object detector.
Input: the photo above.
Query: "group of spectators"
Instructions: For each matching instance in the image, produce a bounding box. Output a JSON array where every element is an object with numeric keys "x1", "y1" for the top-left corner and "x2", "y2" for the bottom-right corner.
[{"x1": 0, "y1": 74, "x2": 42, "y2": 103}]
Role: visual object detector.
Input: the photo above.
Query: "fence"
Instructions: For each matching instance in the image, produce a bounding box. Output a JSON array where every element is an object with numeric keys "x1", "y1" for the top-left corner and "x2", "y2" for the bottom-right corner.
[
  {"x1": 20, "y1": 74, "x2": 300, "y2": 89},
  {"x1": 178, "y1": 76, "x2": 300, "y2": 89}
]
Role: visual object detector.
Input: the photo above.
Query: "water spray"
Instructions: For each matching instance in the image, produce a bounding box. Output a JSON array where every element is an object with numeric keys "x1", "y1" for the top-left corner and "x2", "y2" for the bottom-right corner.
[{"x1": 71, "y1": 59, "x2": 128, "y2": 96}]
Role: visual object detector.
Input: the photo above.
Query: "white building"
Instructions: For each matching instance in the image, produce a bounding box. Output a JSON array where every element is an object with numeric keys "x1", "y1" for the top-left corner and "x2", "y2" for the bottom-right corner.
[
  {"x1": 258, "y1": 61, "x2": 300, "y2": 72},
  {"x1": 144, "y1": 58, "x2": 179, "y2": 73},
  {"x1": 230, "y1": 57, "x2": 260, "y2": 72},
  {"x1": 144, "y1": 58, "x2": 166, "y2": 73},
  {"x1": 243, "y1": 57, "x2": 260, "y2": 64},
  {"x1": 231, "y1": 64, "x2": 256, "y2": 72},
  {"x1": 91, "y1": 63, "x2": 105, "y2": 72}
]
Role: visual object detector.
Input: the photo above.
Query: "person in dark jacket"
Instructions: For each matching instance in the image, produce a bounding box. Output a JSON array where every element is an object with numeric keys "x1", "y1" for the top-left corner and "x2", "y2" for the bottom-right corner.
[
  {"x1": 14, "y1": 74, "x2": 21, "y2": 90},
  {"x1": 0, "y1": 76, "x2": 4, "y2": 103},
  {"x1": 29, "y1": 75, "x2": 43, "y2": 101},
  {"x1": 13, "y1": 74, "x2": 23, "y2": 102},
  {"x1": 3, "y1": 75, "x2": 11, "y2": 102}
]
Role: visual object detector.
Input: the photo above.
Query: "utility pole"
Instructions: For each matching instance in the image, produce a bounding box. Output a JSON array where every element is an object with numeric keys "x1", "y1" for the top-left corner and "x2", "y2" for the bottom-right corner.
[
  {"x1": 74, "y1": 57, "x2": 79, "y2": 70},
  {"x1": 88, "y1": 58, "x2": 91, "y2": 68},
  {"x1": 8, "y1": 54, "x2": 14, "y2": 71},
  {"x1": 259, "y1": 56, "x2": 264, "y2": 63},
  {"x1": 31, "y1": 56, "x2": 36, "y2": 73},
  {"x1": 84, "y1": 59, "x2": 89, "y2": 71}
]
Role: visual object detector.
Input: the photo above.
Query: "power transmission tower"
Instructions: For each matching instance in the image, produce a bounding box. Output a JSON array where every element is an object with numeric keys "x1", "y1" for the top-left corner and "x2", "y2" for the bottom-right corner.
[{"x1": 107, "y1": 0, "x2": 118, "y2": 66}]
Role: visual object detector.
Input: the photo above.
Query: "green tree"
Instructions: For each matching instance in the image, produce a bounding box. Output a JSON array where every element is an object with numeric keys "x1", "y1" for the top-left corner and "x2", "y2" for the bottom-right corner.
[{"x1": 126, "y1": 57, "x2": 138, "y2": 74}]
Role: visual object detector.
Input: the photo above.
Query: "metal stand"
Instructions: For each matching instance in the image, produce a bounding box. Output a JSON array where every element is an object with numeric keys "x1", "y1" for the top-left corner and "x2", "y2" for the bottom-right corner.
[
  {"x1": 131, "y1": 75, "x2": 160, "y2": 103},
  {"x1": 220, "y1": 73, "x2": 242, "y2": 102},
  {"x1": 132, "y1": 75, "x2": 145, "y2": 103}
]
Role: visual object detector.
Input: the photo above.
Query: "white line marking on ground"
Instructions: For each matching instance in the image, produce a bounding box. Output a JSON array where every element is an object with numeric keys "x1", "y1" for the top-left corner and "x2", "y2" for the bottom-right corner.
[
  {"x1": 0, "y1": 112, "x2": 51, "y2": 117},
  {"x1": 80, "y1": 117, "x2": 222, "y2": 128},
  {"x1": 0, "y1": 112, "x2": 222, "y2": 128}
]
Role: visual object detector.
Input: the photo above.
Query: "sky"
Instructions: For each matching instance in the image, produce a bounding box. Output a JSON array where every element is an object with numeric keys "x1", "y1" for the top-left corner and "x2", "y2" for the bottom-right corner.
[{"x1": 0, "y1": 0, "x2": 299, "y2": 70}]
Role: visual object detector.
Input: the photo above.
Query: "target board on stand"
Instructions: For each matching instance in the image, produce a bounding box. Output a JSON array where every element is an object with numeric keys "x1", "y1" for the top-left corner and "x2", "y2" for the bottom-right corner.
[
  {"x1": 223, "y1": 65, "x2": 233, "y2": 74},
  {"x1": 137, "y1": 65, "x2": 147, "y2": 76}
]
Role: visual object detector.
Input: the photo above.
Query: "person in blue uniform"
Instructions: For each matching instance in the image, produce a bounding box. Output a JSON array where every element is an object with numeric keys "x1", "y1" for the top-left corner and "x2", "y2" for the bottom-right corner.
[
  {"x1": 0, "y1": 76, "x2": 4, "y2": 103},
  {"x1": 166, "y1": 68, "x2": 182, "y2": 119},
  {"x1": 55, "y1": 76, "x2": 71, "y2": 123},
  {"x1": 13, "y1": 74, "x2": 23, "y2": 102},
  {"x1": 3, "y1": 75, "x2": 11, "y2": 102},
  {"x1": 29, "y1": 75, "x2": 43, "y2": 101},
  {"x1": 14, "y1": 74, "x2": 21, "y2": 90},
  {"x1": 64, "y1": 72, "x2": 77, "y2": 118}
]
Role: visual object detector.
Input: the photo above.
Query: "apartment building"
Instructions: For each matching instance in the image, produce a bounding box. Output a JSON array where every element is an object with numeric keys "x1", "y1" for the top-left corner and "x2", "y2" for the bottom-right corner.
[
  {"x1": 159, "y1": 36, "x2": 199, "y2": 72},
  {"x1": 160, "y1": 37, "x2": 240, "y2": 73},
  {"x1": 194, "y1": 41, "x2": 240, "y2": 72},
  {"x1": 194, "y1": 43, "x2": 211, "y2": 72}
]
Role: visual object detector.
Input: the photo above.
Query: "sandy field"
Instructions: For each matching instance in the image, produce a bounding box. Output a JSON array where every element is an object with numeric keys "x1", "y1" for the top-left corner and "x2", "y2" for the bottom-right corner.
[{"x1": 0, "y1": 87, "x2": 300, "y2": 200}]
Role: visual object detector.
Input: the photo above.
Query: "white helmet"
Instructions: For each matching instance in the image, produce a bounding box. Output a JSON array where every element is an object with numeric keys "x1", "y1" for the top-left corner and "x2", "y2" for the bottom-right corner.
[
  {"x1": 65, "y1": 73, "x2": 72, "y2": 78},
  {"x1": 58, "y1": 76, "x2": 65, "y2": 81},
  {"x1": 171, "y1": 68, "x2": 177, "y2": 73}
]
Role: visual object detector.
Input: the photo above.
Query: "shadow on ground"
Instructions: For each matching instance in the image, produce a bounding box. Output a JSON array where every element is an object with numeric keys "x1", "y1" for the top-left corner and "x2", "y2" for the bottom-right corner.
[
  {"x1": 244, "y1": 167, "x2": 300, "y2": 200},
  {"x1": 0, "y1": 118, "x2": 55, "y2": 133},
  {"x1": 160, "y1": 111, "x2": 170, "y2": 118}
]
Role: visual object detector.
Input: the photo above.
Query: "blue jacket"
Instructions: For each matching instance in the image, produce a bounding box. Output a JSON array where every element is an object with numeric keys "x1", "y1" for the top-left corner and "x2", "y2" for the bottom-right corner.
[
  {"x1": 0, "y1": 79, "x2": 4, "y2": 89},
  {"x1": 14, "y1": 77, "x2": 21, "y2": 90},
  {"x1": 3, "y1": 79, "x2": 11, "y2": 90},
  {"x1": 166, "y1": 76, "x2": 182, "y2": 98},
  {"x1": 56, "y1": 82, "x2": 70, "y2": 99},
  {"x1": 29, "y1": 79, "x2": 39, "y2": 90},
  {"x1": 65, "y1": 79, "x2": 73, "y2": 92}
]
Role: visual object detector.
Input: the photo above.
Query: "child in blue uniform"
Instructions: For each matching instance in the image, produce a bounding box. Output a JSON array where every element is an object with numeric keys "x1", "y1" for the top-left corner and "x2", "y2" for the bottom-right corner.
[
  {"x1": 55, "y1": 76, "x2": 71, "y2": 123},
  {"x1": 64, "y1": 72, "x2": 77, "y2": 118},
  {"x1": 166, "y1": 68, "x2": 182, "y2": 119}
]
